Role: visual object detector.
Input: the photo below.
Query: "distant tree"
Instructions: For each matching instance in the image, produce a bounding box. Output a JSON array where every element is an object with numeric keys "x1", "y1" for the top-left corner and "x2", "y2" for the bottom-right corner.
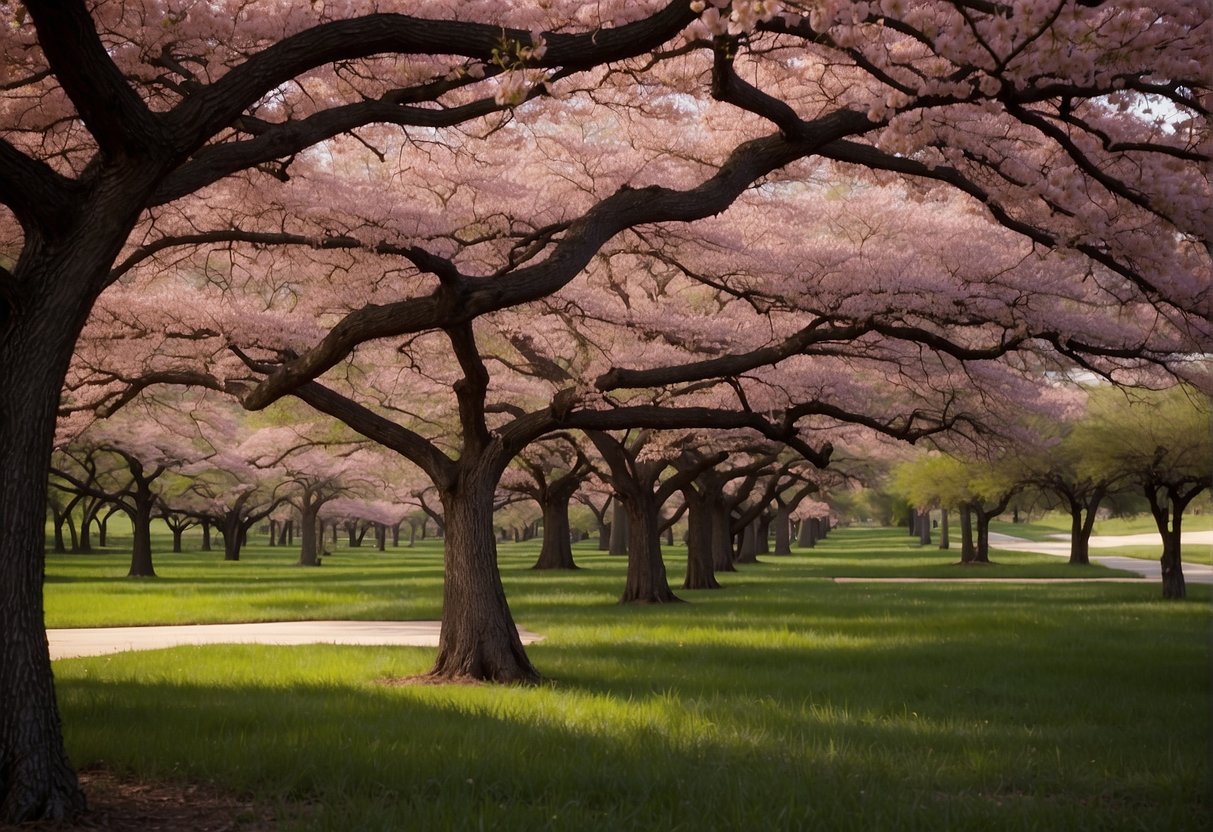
[{"x1": 1079, "y1": 386, "x2": 1212, "y2": 599}]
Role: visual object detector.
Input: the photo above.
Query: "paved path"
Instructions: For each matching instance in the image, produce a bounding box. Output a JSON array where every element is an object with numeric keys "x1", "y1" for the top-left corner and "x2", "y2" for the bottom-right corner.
[
  {"x1": 48, "y1": 620, "x2": 544, "y2": 661},
  {"x1": 988, "y1": 530, "x2": 1213, "y2": 584}
]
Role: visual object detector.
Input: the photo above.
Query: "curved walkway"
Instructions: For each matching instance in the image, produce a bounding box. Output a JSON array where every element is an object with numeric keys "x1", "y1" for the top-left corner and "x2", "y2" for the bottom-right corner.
[
  {"x1": 988, "y1": 530, "x2": 1213, "y2": 584},
  {"x1": 48, "y1": 620, "x2": 544, "y2": 661}
]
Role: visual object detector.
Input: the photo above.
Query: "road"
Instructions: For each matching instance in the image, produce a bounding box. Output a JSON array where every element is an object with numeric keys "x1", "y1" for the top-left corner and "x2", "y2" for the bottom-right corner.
[{"x1": 989, "y1": 530, "x2": 1213, "y2": 584}]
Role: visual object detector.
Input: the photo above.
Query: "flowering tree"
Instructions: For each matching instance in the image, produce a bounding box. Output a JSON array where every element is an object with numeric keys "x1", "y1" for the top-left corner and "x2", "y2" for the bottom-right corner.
[
  {"x1": 2, "y1": 0, "x2": 1210, "y2": 821},
  {"x1": 503, "y1": 438, "x2": 593, "y2": 570}
]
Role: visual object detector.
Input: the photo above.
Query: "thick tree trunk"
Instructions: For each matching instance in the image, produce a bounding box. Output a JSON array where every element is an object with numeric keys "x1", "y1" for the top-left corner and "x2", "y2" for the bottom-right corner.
[
  {"x1": 127, "y1": 496, "x2": 156, "y2": 578},
  {"x1": 1068, "y1": 501, "x2": 1090, "y2": 566},
  {"x1": 682, "y1": 494, "x2": 720, "y2": 590},
  {"x1": 959, "y1": 504, "x2": 976, "y2": 563},
  {"x1": 533, "y1": 487, "x2": 578, "y2": 570},
  {"x1": 619, "y1": 492, "x2": 681, "y2": 603},
  {"x1": 938, "y1": 508, "x2": 950, "y2": 550},
  {"x1": 222, "y1": 512, "x2": 243, "y2": 562},
  {"x1": 734, "y1": 523, "x2": 759, "y2": 565},
  {"x1": 430, "y1": 475, "x2": 538, "y2": 683},
  {"x1": 798, "y1": 516, "x2": 817, "y2": 548},
  {"x1": 755, "y1": 515, "x2": 771, "y2": 555},
  {"x1": 772, "y1": 506, "x2": 791, "y2": 555},
  {"x1": 299, "y1": 503, "x2": 322, "y2": 566},
  {"x1": 917, "y1": 510, "x2": 932, "y2": 546},
  {"x1": 609, "y1": 500, "x2": 629, "y2": 556},
  {"x1": 973, "y1": 511, "x2": 992, "y2": 564},
  {"x1": 200, "y1": 519, "x2": 212, "y2": 552},
  {"x1": 0, "y1": 274, "x2": 91, "y2": 822},
  {"x1": 710, "y1": 500, "x2": 738, "y2": 571},
  {"x1": 1068, "y1": 488, "x2": 1105, "y2": 567},
  {"x1": 1160, "y1": 530, "x2": 1186, "y2": 600}
]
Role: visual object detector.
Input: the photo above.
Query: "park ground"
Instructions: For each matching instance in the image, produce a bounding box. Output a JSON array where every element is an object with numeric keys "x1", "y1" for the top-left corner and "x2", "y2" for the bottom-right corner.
[{"x1": 19, "y1": 518, "x2": 1213, "y2": 831}]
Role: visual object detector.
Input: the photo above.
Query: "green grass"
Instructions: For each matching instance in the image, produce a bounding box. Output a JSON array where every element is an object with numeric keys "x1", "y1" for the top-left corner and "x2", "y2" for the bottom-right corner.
[{"x1": 46, "y1": 527, "x2": 1210, "y2": 830}]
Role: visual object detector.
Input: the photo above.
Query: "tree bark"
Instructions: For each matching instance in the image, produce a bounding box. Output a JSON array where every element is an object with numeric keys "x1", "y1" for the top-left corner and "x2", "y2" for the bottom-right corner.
[
  {"x1": 959, "y1": 503, "x2": 976, "y2": 563},
  {"x1": 126, "y1": 481, "x2": 157, "y2": 578},
  {"x1": 1068, "y1": 498, "x2": 1091, "y2": 566},
  {"x1": 682, "y1": 489, "x2": 721, "y2": 590},
  {"x1": 609, "y1": 500, "x2": 629, "y2": 556},
  {"x1": 532, "y1": 482, "x2": 579, "y2": 570},
  {"x1": 0, "y1": 264, "x2": 91, "y2": 822},
  {"x1": 299, "y1": 500, "x2": 322, "y2": 566},
  {"x1": 938, "y1": 508, "x2": 950, "y2": 551},
  {"x1": 429, "y1": 472, "x2": 539, "y2": 682},
  {"x1": 734, "y1": 522, "x2": 759, "y2": 564},
  {"x1": 710, "y1": 499, "x2": 738, "y2": 570},
  {"x1": 798, "y1": 516, "x2": 817, "y2": 548},
  {"x1": 619, "y1": 489, "x2": 681, "y2": 603},
  {"x1": 772, "y1": 506, "x2": 791, "y2": 555}
]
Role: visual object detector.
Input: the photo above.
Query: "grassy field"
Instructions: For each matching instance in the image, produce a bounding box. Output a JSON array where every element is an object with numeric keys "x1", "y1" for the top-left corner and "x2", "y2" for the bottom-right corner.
[{"x1": 46, "y1": 526, "x2": 1211, "y2": 831}]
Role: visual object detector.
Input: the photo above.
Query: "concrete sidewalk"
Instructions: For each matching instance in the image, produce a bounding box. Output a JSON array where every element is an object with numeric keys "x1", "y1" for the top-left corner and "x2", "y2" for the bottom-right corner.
[
  {"x1": 48, "y1": 620, "x2": 544, "y2": 660},
  {"x1": 989, "y1": 530, "x2": 1213, "y2": 584}
]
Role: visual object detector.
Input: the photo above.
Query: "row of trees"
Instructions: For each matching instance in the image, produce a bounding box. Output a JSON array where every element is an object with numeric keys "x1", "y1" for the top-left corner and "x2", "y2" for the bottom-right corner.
[
  {"x1": 49, "y1": 392, "x2": 842, "y2": 587},
  {"x1": 2, "y1": 0, "x2": 1209, "y2": 821},
  {"x1": 892, "y1": 385, "x2": 1211, "y2": 597}
]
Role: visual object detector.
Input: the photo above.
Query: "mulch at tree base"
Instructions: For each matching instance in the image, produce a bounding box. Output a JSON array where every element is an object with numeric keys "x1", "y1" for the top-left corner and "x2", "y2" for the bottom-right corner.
[{"x1": 2, "y1": 769, "x2": 280, "y2": 832}]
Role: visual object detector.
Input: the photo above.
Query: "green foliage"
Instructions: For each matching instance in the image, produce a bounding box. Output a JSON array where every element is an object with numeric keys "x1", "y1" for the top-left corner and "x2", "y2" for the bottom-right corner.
[{"x1": 46, "y1": 529, "x2": 1209, "y2": 830}]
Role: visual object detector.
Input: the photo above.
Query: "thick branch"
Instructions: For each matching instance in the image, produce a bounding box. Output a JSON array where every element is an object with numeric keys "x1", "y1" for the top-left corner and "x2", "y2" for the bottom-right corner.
[
  {"x1": 160, "y1": 4, "x2": 696, "y2": 174},
  {"x1": 25, "y1": 0, "x2": 161, "y2": 156},
  {"x1": 286, "y1": 380, "x2": 455, "y2": 486},
  {"x1": 242, "y1": 122, "x2": 870, "y2": 410}
]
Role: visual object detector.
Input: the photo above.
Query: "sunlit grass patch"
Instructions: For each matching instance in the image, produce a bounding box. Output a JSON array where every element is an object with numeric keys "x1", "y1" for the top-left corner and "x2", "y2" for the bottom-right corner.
[{"x1": 48, "y1": 526, "x2": 1210, "y2": 830}]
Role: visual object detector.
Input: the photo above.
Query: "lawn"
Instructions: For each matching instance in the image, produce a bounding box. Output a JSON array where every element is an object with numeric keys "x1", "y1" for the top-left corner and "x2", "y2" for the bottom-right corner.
[{"x1": 46, "y1": 526, "x2": 1210, "y2": 831}]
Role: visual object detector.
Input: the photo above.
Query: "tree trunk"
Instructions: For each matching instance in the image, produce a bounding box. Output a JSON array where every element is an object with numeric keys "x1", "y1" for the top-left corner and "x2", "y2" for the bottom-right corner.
[
  {"x1": 1068, "y1": 499, "x2": 1091, "y2": 566},
  {"x1": 167, "y1": 521, "x2": 185, "y2": 554},
  {"x1": 798, "y1": 517, "x2": 816, "y2": 548},
  {"x1": 682, "y1": 492, "x2": 720, "y2": 590},
  {"x1": 755, "y1": 514, "x2": 771, "y2": 555},
  {"x1": 200, "y1": 518, "x2": 212, "y2": 552},
  {"x1": 710, "y1": 501, "x2": 737, "y2": 571},
  {"x1": 973, "y1": 510, "x2": 992, "y2": 564},
  {"x1": 430, "y1": 474, "x2": 538, "y2": 683},
  {"x1": 1146, "y1": 487, "x2": 1188, "y2": 600},
  {"x1": 299, "y1": 502, "x2": 322, "y2": 566},
  {"x1": 619, "y1": 491, "x2": 681, "y2": 603},
  {"x1": 609, "y1": 500, "x2": 629, "y2": 556},
  {"x1": 938, "y1": 508, "x2": 950, "y2": 550},
  {"x1": 959, "y1": 504, "x2": 975, "y2": 563},
  {"x1": 96, "y1": 514, "x2": 108, "y2": 548},
  {"x1": 0, "y1": 269, "x2": 91, "y2": 822},
  {"x1": 127, "y1": 488, "x2": 157, "y2": 578},
  {"x1": 1160, "y1": 529, "x2": 1186, "y2": 600},
  {"x1": 533, "y1": 486, "x2": 578, "y2": 570},
  {"x1": 734, "y1": 522, "x2": 759, "y2": 565},
  {"x1": 917, "y1": 509, "x2": 932, "y2": 546},
  {"x1": 222, "y1": 512, "x2": 243, "y2": 562},
  {"x1": 772, "y1": 506, "x2": 791, "y2": 555}
]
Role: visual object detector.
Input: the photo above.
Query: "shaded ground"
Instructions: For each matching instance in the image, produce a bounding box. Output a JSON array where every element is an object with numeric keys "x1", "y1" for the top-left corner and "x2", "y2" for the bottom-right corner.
[{"x1": 2, "y1": 769, "x2": 280, "y2": 831}]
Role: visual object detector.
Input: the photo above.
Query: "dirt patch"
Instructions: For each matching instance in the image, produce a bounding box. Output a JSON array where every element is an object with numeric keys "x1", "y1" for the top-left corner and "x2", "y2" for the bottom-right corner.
[{"x1": 3, "y1": 769, "x2": 280, "y2": 832}]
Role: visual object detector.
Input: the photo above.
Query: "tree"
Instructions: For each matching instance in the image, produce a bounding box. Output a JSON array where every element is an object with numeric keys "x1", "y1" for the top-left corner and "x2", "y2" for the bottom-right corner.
[
  {"x1": 3, "y1": 1, "x2": 1209, "y2": 820},
  {"x1": 505, "y1": 438, "x2": 593, "y2": 570},
  {"x1": 1079, "y1": 385, "x2": 1212, "y2": 599}
]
